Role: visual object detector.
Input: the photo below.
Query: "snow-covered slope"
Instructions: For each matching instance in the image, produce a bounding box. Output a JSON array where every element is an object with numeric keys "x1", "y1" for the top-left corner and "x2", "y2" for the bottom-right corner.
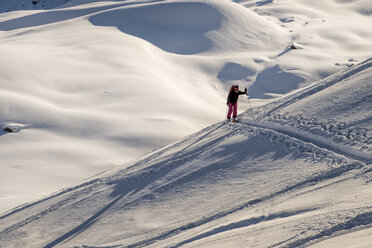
[
  {"x1": 1, "y1": 0, "x2": 371, "y2": 213},
  {"x1": 0, "y1": 58, "x2": 371, "y2": 247}
]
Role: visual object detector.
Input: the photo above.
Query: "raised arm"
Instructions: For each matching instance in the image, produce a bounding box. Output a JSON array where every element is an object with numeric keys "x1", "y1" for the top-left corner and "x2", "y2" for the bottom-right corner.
[{"x1": 238, "y1": 88, "x2": 247, "y2": 95}]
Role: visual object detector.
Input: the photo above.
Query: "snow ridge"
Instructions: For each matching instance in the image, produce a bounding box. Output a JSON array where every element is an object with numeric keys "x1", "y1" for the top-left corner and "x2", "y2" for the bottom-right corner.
[{"x1": 240, "y1": 119, "x2": 371, "y2": 163}]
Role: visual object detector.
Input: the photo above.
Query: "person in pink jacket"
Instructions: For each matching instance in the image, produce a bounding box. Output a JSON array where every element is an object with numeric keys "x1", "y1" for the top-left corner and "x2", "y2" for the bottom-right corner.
[{"x1": 227, "y1": 84, "x2": 247, "y2": 122}]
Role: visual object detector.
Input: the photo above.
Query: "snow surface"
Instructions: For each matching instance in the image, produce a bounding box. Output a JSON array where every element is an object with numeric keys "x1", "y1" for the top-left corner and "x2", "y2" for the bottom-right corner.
[
  {"x1": 0, "y1": 0, "x2": 371, "y2": 220},
  {"x1": 0, "y1": 53, "x2": 371, "y2": 246}
]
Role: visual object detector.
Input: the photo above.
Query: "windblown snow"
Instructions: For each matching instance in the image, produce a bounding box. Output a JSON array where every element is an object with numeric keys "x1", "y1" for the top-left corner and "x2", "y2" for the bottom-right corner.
[{"x1": 0, "y1": 0, "x2": 371, "y2": 246}]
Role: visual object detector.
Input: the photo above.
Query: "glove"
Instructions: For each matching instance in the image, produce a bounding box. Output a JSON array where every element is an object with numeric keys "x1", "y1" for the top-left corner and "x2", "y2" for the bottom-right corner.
[{"x1": 244, "y1": 88, "x2": 247, "y2": 93}]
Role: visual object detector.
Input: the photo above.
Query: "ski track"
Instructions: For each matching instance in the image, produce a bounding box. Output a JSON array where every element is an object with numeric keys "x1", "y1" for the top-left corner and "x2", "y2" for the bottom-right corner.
[
  {"x1": 282, "y1": 209, "x2": 372, "y2": 248},
  {"x1": 122, "y1": 88, "x2": 372, "y2": 247},
  {"x1": 1, "y1": 117, "x2": 365, "y2": 247},
  {"x1": 98, "y1": 117, "x2": 371, "y2": 247},
  {"x1": 125, "y1": 159, "x2": 363, "y2": 248},
  {"x1": 169, "y1": 208, "x2": 319, "y2": 248},
  {"x1": 0, "y1": 123, "x2": 238, "y2": 242},
  {"x1": 0, "y1": 123, "x2": 226, "y2": 228},
  {"x1": 123, "y1": 124, "x2": 368, "y2": 247},
  {"x1": 268, "y1": 113, "x2": 371, "y2": 153},
  {"x1": 1, "y1": 111, "x2": 369, "y2": 247},
  {"x1": 239, "y1": 119, "x2": 371, "y2": 164}
]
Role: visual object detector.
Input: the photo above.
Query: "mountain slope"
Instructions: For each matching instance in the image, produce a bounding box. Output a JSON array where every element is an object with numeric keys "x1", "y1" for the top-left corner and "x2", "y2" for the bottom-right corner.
[
  {"x1": 1, "y1": 0, "x2": 372, "y2": 213},
  {"x1": 0, "y1": 58, "x2": 371, "y2": 248}
]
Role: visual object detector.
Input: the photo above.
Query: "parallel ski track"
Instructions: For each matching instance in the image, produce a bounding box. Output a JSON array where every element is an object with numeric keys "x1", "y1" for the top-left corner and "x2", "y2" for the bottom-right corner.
[
  {"x1": 0, "y1": 123, "x2": 227, "y2": 224},
  {"x1": 239, "y1": 119, "x2": 371, "y2": 164},
  {"x1": 124, "y1": 122, "x2": 367, "y2": 247},
  {"x1": 123, "y1": 98, "x2": 372, "y2": 247},
  {"x1": 125, "y1": 161, "x2": 364, "y2": 248},
  {"x1": 0, "y1": 123, "x2": 239, "y2": 239},
  {"x1": 1, "y1": 117, "x2": 365, "y2": 248},
  {"x1": 1, "y1": 116, "x2": 368, "y2": 247}
]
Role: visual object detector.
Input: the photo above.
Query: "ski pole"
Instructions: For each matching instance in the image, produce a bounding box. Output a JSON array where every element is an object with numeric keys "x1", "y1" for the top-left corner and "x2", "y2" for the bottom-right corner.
[{"x1": 247, "y1": 95, "x2": 253, "y2": 113}]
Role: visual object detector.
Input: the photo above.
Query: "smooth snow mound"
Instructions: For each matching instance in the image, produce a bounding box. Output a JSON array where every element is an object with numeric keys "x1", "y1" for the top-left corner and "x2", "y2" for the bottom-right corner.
[
  {"x1": 90, "y1": 2, "x2": 223, "y2": 55},
  {"x1": 89, "y1": 1, "x2": 289, "y2": 55}
]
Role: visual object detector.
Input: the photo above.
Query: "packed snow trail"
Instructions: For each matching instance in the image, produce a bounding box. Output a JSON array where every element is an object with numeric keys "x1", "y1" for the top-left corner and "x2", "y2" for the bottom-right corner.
[{"x1": 239, "y1": 119, "x2": 371, "y2": 164}]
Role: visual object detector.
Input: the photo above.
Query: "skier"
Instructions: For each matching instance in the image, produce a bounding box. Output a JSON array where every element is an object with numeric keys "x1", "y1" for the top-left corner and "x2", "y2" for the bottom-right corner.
[{"x1": 226, "y1": 84, "x2": 247, "y2": 123}]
